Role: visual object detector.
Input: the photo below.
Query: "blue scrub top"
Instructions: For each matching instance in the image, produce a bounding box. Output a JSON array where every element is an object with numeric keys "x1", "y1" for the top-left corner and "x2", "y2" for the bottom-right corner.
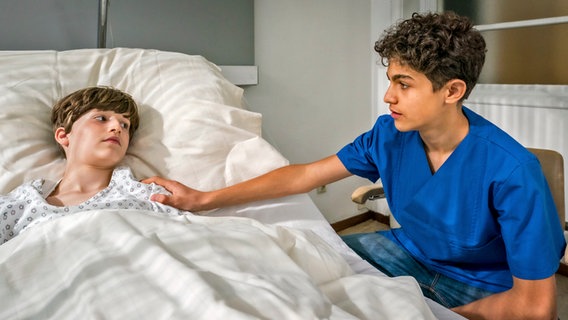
[{"x1": 337, "y1": 107, "x2": 566, "y2": 292}]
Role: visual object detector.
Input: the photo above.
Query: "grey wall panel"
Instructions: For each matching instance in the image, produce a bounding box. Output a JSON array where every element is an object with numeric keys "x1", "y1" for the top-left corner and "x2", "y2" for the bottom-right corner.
[{"x1": 0, "y1": 0, "x2": 254, "y2": 65}]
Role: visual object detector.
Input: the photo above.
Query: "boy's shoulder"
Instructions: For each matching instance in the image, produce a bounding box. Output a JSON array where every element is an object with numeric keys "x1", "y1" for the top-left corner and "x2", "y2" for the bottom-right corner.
[
  {"x1": 4, "y1": 178, "x2": 53, "y2": 199},
  {"x1": 111, "y1": 166, "x2": 170, "y2": 196}
]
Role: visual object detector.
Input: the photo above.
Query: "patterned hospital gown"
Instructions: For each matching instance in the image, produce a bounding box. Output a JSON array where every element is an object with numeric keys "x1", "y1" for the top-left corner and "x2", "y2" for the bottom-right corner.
[{"x1": 0, "y1": 166, "x2": 185, "y2": 244}]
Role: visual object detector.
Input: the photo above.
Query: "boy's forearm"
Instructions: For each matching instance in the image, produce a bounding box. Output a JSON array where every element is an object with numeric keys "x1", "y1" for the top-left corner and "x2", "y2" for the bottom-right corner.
[
  {"x1": 200, "y1": 156, "x2": 351, "y2": 211},
  {"x1": 452, "y1": 276, "x2": 557, "y2": 320},
  {"x1": 200, "y1": 164, "x2": 316, "y2": 210},
  {"x1": 144, "y1": 158, "x2": 346, "y2": 212},
  {"x1": 453, "y1": 295, "x2": 557, "y2": 320}
]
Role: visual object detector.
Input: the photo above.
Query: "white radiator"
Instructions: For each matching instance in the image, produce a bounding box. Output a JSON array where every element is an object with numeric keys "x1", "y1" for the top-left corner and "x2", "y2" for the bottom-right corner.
[{"x1": 467, "y1": 84, "x2": 568, "y2": 223}]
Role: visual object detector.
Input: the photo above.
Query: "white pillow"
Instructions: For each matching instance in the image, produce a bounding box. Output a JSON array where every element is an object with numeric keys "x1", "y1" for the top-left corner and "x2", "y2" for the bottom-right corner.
[{"x1": 0, "y1": 48, "x2": 288, "y2": 194}]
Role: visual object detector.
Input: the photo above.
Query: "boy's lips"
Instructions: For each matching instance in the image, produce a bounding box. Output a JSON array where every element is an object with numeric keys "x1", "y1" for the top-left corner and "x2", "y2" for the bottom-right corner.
[
  {"x1": 104, "y1": 137, "x2": 121, "y2": 145},
  {"x1": 390, "y1": 108, "x2": 402, "y2": 119}
]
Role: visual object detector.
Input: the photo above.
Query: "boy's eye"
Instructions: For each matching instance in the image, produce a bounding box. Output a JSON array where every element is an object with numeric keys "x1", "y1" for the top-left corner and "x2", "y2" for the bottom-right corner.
[
  {"x1": 400, "y1": 82, "x2": 409, "y2": 89},
  {"x1": 121, "y1": 122, "x2": 130, "y2": 129},
  {"x1": 95, "y1": 115, "x2": 106, "y2": 121}
]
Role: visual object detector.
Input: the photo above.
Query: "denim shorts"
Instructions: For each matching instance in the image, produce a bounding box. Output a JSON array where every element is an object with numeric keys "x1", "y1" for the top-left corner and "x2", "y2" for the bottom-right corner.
[{"x1": 341, "y1": 231, "x2": 495, "y2": 308}]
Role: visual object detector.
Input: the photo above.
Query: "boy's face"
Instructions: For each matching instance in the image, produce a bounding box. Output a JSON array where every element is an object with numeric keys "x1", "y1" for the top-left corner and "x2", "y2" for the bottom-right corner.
[
  {"x1": 384, "y1": 60, "x2": 449, "y2": 133},
  {"x1": 56, "y1": 109, "x2": 131, "y2": 168}
]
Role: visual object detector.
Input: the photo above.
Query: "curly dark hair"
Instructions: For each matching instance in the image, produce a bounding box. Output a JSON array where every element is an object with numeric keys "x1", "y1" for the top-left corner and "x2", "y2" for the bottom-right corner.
[{"x1": 375, "y1": 11, "x2": 486, "y2": 101}]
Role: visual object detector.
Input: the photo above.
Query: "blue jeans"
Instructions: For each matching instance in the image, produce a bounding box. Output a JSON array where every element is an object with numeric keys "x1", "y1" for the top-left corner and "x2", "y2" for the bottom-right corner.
[{"x1": 341, "y1": 231, "x2": 495, "y2": 308}]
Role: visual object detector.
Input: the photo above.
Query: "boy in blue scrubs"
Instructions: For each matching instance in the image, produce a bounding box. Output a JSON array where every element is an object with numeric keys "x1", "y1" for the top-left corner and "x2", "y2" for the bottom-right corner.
[{"x1": 145, "y1": 11, "x2": 566, "y2": 319}]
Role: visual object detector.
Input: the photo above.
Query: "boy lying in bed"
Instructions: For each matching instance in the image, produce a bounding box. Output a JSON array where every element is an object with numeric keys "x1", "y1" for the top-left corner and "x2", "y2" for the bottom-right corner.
[
  {"x1": 144, "y1": 11, "x2": 566, "y2": 320},
  {"x1": 0, "y1": 87, "x2": 181, "y2": 244}
]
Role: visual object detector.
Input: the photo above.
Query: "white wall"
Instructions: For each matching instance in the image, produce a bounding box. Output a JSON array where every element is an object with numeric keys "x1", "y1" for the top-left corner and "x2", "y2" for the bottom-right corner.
[{"x1": 246, "y1": 0, "x2": 377, "y2": 223}]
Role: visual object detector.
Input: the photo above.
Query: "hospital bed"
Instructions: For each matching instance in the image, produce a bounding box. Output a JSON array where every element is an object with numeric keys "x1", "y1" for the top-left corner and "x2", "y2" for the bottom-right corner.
[{"x1": 0, "y1": 48, "x2": 464, "y2": 319}]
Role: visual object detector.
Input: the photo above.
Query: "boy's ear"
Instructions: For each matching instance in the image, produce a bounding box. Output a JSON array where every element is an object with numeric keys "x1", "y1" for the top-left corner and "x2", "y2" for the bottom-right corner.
[
  {"x1": 445, "y1": 79, "x2": 467, "y2": 104},
  {"x1": 54, "y1": 127, "x2": 70, "y2": 147}
]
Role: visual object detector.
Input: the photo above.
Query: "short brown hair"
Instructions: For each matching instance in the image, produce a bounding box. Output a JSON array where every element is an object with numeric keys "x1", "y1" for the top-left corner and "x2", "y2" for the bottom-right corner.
[{"x1": 51, "y1": 86, "x2": 140, "y2": 140}]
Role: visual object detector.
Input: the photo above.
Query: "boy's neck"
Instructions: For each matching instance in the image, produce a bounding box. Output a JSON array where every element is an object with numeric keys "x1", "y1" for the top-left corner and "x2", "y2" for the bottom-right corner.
[
  {"x1": 46, "y1": 165, "x2": 115, "y2": 206},
  {"x1": 420, "y1": 106, "x2": 469, "y2": 173},
  {"x1": 420, "y1": 105, "x2": 469, "y2": 152}
]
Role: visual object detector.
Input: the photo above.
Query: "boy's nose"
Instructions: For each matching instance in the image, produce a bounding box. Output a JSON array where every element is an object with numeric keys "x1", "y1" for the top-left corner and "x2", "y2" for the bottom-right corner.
[
  {"x1": 383, "y1": 87, "x2": 395, "y2": 104},
  {"x1": 109, "y1": 120, "x2": 122, "y2": 132}
]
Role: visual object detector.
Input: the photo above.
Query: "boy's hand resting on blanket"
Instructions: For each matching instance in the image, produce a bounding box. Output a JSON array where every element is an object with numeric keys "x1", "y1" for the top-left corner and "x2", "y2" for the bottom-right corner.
[{"x1": 142, "y1": 176, "x2": 208, "y2": 212}]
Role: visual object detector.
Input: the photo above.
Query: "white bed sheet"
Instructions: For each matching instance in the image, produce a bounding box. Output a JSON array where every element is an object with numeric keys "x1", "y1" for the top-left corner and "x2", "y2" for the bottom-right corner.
[
  {"x1": 0, "y1": 208, "x2": 441, "y2": 320},
  {"x1": 211, "y1": 194, "x2": 466, "y2": 320}
]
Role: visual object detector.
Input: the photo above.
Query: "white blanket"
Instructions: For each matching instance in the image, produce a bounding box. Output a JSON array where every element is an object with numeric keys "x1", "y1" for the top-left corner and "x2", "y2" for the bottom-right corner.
[{"x1": 0, "y1": 210, "x2": 436, "y2": 320}]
